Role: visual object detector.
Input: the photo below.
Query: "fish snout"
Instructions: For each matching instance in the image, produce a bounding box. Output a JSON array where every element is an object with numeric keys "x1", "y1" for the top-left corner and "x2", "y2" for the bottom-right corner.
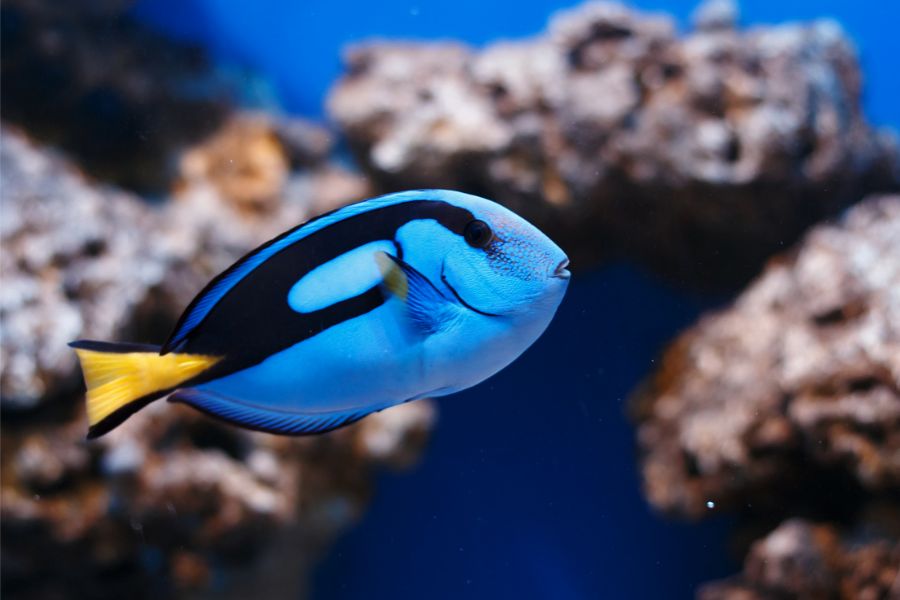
[{"x1": 552, "y1": 258, "x2": 571, "y2": 280}]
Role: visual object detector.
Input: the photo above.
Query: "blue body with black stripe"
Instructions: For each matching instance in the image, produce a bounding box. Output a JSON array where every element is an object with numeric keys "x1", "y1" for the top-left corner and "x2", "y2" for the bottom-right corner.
[{"x1": 73, "y1": 190, "x2": 570, "y2": 437}]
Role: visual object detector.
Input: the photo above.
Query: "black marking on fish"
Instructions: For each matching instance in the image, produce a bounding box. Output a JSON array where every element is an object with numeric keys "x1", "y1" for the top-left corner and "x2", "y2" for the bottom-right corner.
[
  {"x1": 70, "y1": 340, "x2": 163, "y2": 353},
  {"x1": 168, "y1": 199, "x2": 474, "y2": 383},
  {"x1": 86, "y1": 387, "x2": 175, "y2": 439}
]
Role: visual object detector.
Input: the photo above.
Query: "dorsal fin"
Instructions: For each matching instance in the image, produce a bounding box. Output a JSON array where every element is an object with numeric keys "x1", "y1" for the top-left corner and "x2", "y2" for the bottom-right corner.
[{"x1": 161, "y1": 191, "x2": 440, "y2": 354}]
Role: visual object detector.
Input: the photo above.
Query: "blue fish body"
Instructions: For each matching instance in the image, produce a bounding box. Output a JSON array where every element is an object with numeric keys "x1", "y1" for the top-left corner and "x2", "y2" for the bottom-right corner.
[{"x1": 71, "y1": 190, "x2": 570, "y2": 437}]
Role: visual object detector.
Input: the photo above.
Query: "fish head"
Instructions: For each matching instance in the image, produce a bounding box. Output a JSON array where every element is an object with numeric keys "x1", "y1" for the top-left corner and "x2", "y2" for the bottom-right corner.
[{"x1": 435, "y1": 192, "x2": 570, "y2": 318}]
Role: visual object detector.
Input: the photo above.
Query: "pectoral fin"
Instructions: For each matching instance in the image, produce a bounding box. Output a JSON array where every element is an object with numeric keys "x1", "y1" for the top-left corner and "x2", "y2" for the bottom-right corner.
[{"x1": 375, "y1": 252, "x2": 455, "y2": 334}]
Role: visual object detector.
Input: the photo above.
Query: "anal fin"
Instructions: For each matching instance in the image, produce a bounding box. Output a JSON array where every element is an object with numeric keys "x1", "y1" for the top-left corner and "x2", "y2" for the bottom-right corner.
[{"x1": 169, "y1": 389, "x2": 378, "y2": 436}]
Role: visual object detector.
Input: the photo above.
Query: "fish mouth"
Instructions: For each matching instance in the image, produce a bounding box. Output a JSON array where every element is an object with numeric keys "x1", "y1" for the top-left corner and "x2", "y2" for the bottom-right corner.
[
  {"x1": 553, "y1": 258, "x2": 571, "y2": 280},
  {"x1": 440, "y1": 264, "x2": 501, "y2": 318}
]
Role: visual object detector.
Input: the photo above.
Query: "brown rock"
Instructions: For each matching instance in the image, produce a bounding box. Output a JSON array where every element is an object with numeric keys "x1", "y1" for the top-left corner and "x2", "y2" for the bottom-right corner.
[
  {"x1": 178, "y1": 113, "x2": 292, "y2": 213},
  {"x1": 631, "y1": 195, "x2": 900, "y2": 519},
  {"x1": 698, "y1": 519, "x2": 900, "y2": 600},
  {"x1": 0, "y1": 126, "x2": 168, "y2": 408},
  {"x1": 1, "y1": 399, "x2": 435, "y2": 599},
  {"x1": 328, "y1": 1, "x2": 899, "y2": 288},
  {"x1": 174, "y1": 112, "x2": 345, "y2": 216}
]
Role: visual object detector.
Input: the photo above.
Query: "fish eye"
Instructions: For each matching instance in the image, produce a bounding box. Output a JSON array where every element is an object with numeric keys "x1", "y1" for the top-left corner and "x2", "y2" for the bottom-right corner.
[{"x1": 463, "y1": 220, "x2": 493, "y2": 249}]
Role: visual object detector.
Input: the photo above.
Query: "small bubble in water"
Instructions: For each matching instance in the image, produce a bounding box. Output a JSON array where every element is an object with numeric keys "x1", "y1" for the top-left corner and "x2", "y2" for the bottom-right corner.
[{"x1": 706, "y1": 500, "x2": 715, "y2": 509}]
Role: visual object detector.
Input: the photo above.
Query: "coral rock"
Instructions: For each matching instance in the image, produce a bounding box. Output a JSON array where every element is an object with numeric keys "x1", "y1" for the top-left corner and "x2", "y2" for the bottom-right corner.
[
  {"x1": 631, "y1": 195, "x2": 900, "y2": 519},
  {"x1": 328, "y1": 1, "x2": 899, "y2": 288},
  {"x1": 176, "y1": 112, "x2": 341, "y2": 214},
  {"x1": 0, "y1": 126, "x2": 168, "y2": 408},
  {"x1": 1, "y1": 399, "x2": 435, "y2": 599},
  {"x1": 698, "y1": 519, "x2": 900, "y2": 600},
  {"x1": 692, "y1": 0, "x2": 739, "y2": 32},
  {"x1": 178, "y1": 113, "x2": 292, "y2": 213}
]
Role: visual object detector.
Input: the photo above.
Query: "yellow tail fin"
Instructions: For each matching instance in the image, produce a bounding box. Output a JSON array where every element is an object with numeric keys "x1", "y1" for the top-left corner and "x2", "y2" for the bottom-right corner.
[{"x1": 71, "y1": 342, "x2": 221, "y2": 438}]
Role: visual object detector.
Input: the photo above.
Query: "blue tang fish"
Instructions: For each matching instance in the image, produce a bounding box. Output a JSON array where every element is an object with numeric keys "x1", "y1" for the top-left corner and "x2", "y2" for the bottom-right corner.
[{"x1": 71, "y1": 190, "x2": 570, "y2": 438}]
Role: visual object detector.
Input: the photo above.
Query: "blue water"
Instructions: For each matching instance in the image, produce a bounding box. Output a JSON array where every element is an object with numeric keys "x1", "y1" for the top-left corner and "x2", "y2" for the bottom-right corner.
[
  {"x1": 314, "y1": 264, "x2": 733, "y2": 599},
  {"x1": 129, "y1": 2, "x2": 897, "y2": 598}
]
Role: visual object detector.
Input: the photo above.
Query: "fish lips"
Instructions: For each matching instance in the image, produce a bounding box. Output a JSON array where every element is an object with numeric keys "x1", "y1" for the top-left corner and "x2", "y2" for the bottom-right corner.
[{"x1": 551, "y1": 258, "x2": 571, "y2": 280}]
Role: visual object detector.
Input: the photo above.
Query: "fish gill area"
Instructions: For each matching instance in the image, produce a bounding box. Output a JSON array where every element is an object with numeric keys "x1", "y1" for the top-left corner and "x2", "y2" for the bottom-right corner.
[{"x1": 1, "y1": 0, "x2": 898, "y2": 598}]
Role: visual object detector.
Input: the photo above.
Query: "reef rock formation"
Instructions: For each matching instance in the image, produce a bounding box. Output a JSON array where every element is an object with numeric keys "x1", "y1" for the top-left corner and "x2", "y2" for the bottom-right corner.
[
  {"x1": 1, "y1": 126, "x2": 166, "y2": 409},
  {"x1": 699, "y1": 519, "x2": 900, "y2": 600},
  {"x1": 631, "y1": 195, "x2": 900, "y2": 597},
  {"x1": 631, "y1": 195, "x2": 900, "y2": 519},
  {"x1": 2, "y1": 390, "x2": 434, "y2": 599},
  {"x1": 0, "y1": 124, "x2": 416, "y2": 600},
  {"x1": 328, "y1": 1, "x2": 899, "y2": 288}
]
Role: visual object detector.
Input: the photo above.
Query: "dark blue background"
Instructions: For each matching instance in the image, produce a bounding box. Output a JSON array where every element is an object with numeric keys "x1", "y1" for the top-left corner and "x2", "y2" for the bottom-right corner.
[
  {"x1": 314, "y1": 265, "x2": 732, "y2": 599},
  {"x1": 131, "y1": 2, "x2": 898, "y2": 598}
]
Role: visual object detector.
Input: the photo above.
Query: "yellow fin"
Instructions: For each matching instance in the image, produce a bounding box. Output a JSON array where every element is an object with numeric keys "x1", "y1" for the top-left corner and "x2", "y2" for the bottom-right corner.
[
  {"x1": 74, "y1": 347, "x2": 221, "y2": 432},
  {"x1": 375, "y1": 251, "x2": 408, "y2": 300}
]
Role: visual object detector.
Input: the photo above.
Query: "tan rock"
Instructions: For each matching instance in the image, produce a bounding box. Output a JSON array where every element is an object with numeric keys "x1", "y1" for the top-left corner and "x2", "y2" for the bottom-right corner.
[
  {"x1": 631, "y1": 195, "x2": 900, "y2": 518},
  {"x1": 328, "y1": 2, "x2": 899, "y2": 288}
]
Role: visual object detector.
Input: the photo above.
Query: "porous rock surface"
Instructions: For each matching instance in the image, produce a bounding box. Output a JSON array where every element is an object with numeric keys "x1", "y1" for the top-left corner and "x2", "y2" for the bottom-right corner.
[
  {"x1": 698, "y1": 518, "x2": 900, "y2": 600},
  {"x1": 2, "y1": 392, "x2": 435, "y2": 599},
  {"x1": 631, "y1": 195, "x2": 900, "y2": 519},
  {"x1": 631, "y1": 195, "x2": 900, "y2": 597},
  {"x1": 328, "y1": 1, "x2": 899, "y2": 288},
  {"x1": 1, "y1": 126, "x2": 167, "y2": 408}
]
